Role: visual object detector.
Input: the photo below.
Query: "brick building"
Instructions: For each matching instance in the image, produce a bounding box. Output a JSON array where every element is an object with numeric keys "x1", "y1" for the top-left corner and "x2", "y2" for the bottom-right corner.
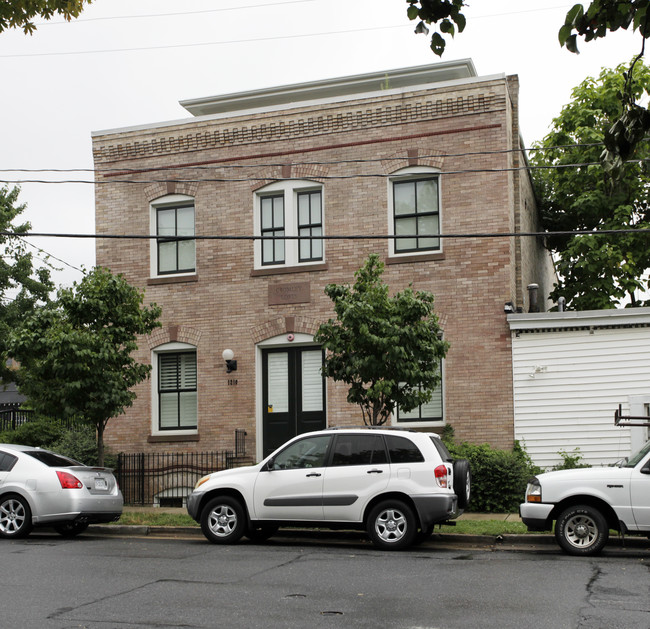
[{"x1": 92, "y1": 59, "x2": 555, "y2": 461}]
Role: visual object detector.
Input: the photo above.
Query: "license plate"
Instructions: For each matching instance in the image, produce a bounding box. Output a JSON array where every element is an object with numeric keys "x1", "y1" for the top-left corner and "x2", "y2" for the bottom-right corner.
[{"x1": 94, "y1": 478, "x2": 108, "y2": 490}]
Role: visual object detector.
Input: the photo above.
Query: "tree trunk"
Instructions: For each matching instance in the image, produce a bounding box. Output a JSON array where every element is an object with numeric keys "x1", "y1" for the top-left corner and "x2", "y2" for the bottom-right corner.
[{"x1": 97, "y1": 420, "x2": 105, "y2": 467}]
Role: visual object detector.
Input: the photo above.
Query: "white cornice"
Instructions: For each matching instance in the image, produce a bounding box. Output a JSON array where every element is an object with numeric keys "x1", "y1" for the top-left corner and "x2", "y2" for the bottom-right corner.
[{"x1": 508, "y1": 307, "x2": 650, "y2": 330}]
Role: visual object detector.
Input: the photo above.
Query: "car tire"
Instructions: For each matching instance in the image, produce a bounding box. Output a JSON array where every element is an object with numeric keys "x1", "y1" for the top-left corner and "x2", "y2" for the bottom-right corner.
[
  {"x1": 453, "y1": 459, "x2": 471, "y2": 510},
  {"x1": 200, "y1": 496, "x2": 246, "y2": 544},
  {"x1": 0, "y1": 494, "x2": 33, "y2": 539},
  {"x1": 555, "y1": 504, "x2": 609, "y2": 556},
  {"x1": 366, "y1": 499, "x2": 417, "y2": 550},
  {"x1": 54, "y1": 521, "x2": 90, "y2": 538},
  {"x1": 245, "y1": 524, "x2": 279, "y2": 543}
]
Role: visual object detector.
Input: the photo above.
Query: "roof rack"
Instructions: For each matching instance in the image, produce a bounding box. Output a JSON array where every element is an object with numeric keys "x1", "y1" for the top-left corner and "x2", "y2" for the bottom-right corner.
[
  {"x1": 325, "y1": 425, "x2": 415, "y2": 432},
  {"x1": 614, "y1": 404, "x2": 650, "y2": 427}
]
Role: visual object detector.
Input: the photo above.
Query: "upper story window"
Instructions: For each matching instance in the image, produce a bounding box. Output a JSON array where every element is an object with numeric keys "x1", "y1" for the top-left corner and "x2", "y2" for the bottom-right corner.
[
  {"x1": 151, "y1": 195, "x2": 196, "y2": 277},
  {"x1": 389, "y1": 168, "x2": 441, "y2": 257},
  {"x1": 255, "y1": 181, "x2": 324, "y2": 270}
]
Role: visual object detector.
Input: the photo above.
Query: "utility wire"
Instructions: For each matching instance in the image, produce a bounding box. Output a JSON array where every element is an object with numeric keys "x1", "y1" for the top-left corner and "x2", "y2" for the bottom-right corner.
[
  {"x1": 0, "y1": 142, "x2": 625, "y2": 174},
  {"x1": 1, "y1": 158, "x2": 647, "y2": 184},
  {"x1": 2, "y1": 229, "x2": 649, "y2": 241}
]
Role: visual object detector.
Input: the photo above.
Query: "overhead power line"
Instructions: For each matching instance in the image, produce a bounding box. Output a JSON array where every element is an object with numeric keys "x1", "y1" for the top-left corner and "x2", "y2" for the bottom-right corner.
[{"x1": 2, "y1": 229, "x2": 650, "y2": 241}]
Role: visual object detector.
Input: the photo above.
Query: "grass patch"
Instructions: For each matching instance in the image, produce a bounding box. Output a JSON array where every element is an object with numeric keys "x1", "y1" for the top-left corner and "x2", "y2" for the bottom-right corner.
[
  {"x1": 114, "y1": 512, "x2": 198, "y2": 527},
  {"x1": 114, "y1": 512, "x2": 538, "y2": 536},
  {"x1": 438, "y1": 520, "x2": 532, "y2": 536}
]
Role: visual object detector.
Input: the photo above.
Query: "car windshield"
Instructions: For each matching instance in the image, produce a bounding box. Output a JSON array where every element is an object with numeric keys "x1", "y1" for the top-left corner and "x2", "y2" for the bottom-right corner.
[
  {"x1": 623, "y1": 439, "x2": 650, "y2": 468},
  {"x1": 24, "y1": 451, "x2": 83, "y2": 467}
]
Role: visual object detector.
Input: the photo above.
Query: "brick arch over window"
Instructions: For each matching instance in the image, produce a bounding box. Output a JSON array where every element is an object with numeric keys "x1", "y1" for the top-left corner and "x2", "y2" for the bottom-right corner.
[
  {"x1": 147, "y1": 324, "x2": 202, "y2": 350},
  {"x1": 250, "y1": 316, "x2": 322, "y2": 344},
  {"x1": 144, "y1": 182, "x2": 199, "y2": 202},
  {"x1": 381, "y1": 149, "x2": 444, "y2": 174},
  {"x1": 250, "y1": 163, "x2": 329, "y2": 192}
]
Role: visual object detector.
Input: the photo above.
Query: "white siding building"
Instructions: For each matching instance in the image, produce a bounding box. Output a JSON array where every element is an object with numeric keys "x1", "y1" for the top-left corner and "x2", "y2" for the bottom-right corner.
[{"x1": 508, "y1": 308, "x2": 650, "y2": 468}]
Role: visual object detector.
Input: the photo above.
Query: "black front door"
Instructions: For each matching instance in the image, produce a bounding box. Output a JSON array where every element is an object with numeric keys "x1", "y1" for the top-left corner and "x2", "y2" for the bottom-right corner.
[{"x1": 262, "y1": 346, "x2": 326, "y2": 457}]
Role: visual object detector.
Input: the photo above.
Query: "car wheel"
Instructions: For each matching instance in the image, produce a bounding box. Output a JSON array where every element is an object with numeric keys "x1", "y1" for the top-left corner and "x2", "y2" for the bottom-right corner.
[
  {"x1": 54, "y1": 521, "x2": 90, "y2": 538},
  {"x1": 367, "y1": 500, "x2": 417, "y2": 550},
  {"x1": 0, "y1": 494, "x2": 33, "y2": 539},
  {"x1": 453, "y1": 459, "x2": 471, "y2": 510},
  {"x1": 555, "y1": 504, "x2": 609, "y2": 556},
  {"x1": 245, "y1": 524, "x2": 279, "y2": 543},
  {"x1": 200, "y1": 496, "x2": 246, "y2": 544}
]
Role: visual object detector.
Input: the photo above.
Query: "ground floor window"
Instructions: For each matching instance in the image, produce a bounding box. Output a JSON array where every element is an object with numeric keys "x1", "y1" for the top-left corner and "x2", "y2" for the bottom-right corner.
[
  {"x1": 158, "y1": 351, "x2": 197, "y2": 430},
  {"x1": 395, "y1": 382, "x2": 443, "y2": 424}
]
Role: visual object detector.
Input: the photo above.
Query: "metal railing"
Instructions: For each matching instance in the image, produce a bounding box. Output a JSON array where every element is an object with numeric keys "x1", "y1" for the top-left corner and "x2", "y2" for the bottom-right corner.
[
  {"x1": 116, "y1": 450, "x2": 238, "y2": 506},
  {"x1": 0, "y1": 409, "x2": 35, "y2": 431}
]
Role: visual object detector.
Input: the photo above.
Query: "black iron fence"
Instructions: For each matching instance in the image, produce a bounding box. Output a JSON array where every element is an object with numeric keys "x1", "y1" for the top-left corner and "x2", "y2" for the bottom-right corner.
[
  {"x1": 0, "y1": 409, "x2": 87, "y2": 433},
  {"x1": 116, "y1": 429, "x2": 249, "y2": 507},
  {"x1": 0, "y1": 408, "x2": 35, "y2": 431},
  {"x1": 116, "y1": 450, "x2": 235, "y2": 506}
]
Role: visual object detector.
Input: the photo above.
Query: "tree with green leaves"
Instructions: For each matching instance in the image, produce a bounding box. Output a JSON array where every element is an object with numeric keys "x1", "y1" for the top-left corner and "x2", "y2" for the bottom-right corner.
[
  {"x1": 407, "y1": 1, "x2": 650, "y2": 167},
  {"x1": 531, "y1": 61, "x2": 650, "y2": 310},
  {"x1": 0, "y1": 186, "x2": 54, "y2": 384},
  {"x1": 314, "y1": 254, "x2": 448, "y2": 426},
  {"x1": 8, "y1": 266, "x2": 162, "y2": 465},
  {"x1": 0, "y1": 0, "x2": 92, "y2": 34}
]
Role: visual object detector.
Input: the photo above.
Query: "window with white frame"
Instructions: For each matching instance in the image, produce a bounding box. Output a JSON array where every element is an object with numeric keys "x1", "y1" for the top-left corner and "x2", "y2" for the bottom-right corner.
[
  {"x1": 389, "y1": 168, "x2": 441, "y2": 256},
  {"x1": 153, "y1": 345, "x2": 197, "y2": 432},
  {"x1": 255, "y1": 181, "x2": 323, "y2": 269},
  {"x1": 395, "y1": 378, "x2": 444, "y2": 425},
  {"x1": 150, "y1": 195, "x2": 196, "y2": 276}
]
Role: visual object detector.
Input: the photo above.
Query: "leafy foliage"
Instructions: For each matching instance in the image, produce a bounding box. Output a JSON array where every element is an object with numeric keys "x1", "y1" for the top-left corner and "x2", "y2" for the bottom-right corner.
[
  {"x1": 531, "y1": 61, "x2": 650, "y2": 309},
  {"x1": 0, "y1": 186, "x2": 54, "y2": 383},
  {"x1": 0, "y1": 0, "x2": 92, "y2": 34},
  {"x1": 406, "y1": 0, "x2": 467, "y2": 56},
  {"x1": 551, "y1": 448, "x2": 591, "y2": 470},
  {"x1": 442, "y1": 428, "x2": 541, "y2": 513},
  {"x1": 315, "y1": 254, "x2": 448, "y2": 425},
  {"x1": 8, "y1": 266, "x2": 161, "y2": 465}
]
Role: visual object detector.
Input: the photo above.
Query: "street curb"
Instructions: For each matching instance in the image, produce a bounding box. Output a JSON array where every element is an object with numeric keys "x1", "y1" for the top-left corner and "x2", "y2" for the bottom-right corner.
[{"x1": 88, "y1": 525, "x2": 649, "y2": 549}]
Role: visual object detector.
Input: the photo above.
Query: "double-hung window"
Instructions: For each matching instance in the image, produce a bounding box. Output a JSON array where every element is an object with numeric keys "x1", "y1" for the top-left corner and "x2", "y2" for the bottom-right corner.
[
  {"x1": 390, "y1": 171, "x2": 441, "y2": 256},
  {"x1": 256, "y1": 181, "x2": 324, "y2": 269},
  {"x1": 152, "y1": 196, "x2": 196, "y2": 276},
  {"x1": 158, "y1": 351, "x2": 197, "y2": 430},
  {"x1": 395, "y1": 375, "x2": 444, "y2": 426}
]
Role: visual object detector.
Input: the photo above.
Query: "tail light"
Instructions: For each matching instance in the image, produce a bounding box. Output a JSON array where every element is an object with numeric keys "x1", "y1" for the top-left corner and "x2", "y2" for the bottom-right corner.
[
  {"x1": 434, "y1": 464, "x2": 448, "y2": 488},
  {"x1": 57, "y1": 471, "x2": 83, "y2": 489}
]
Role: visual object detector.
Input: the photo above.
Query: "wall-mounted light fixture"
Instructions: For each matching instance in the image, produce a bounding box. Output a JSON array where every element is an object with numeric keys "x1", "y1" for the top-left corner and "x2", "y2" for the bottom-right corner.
[
  {"x1": 222, "y1": 349, "x2": 237, "y2": 373},
  {"x1": 504, "y1": 301, "x2": 515, "y2": 314}
]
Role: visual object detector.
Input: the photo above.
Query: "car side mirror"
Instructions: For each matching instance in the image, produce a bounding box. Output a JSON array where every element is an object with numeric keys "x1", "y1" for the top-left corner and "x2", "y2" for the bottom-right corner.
[
  {"x1": 640, "y1": 463, "x2": 650, "y2": 475},
  {"x1": 265, "y1": 457, "x2": 275, "y2": 471}
]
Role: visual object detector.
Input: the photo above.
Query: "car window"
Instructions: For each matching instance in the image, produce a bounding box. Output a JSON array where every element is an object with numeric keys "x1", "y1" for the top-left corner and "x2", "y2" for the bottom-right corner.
[
  {"x1": 430, "y1": 436, "x2": 453, "y2": 462},
  {"x1": 271, "y1": 435, "x2": 331, "y2": 470},
  {"x1": 0, "y1": 452, "x2": 18, "y2": 472},
  {"x1": 24, "y1": 451, "x2": 82, "y2": 467},
  {"x1": 330, "y1": 434, "x2": 388, "y2": 466},
  {"x1": 624, "y1": 439, "x2": 650, "y2": 467},
  {"x1": 386, "y1": 435, "x2": 425, "y2": 463}
]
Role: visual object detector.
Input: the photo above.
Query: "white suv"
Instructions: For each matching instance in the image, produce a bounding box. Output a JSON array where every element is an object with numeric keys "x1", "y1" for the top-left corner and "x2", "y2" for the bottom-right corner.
[
  {"x1": 187, "y1": 428, "x2": 471, "y2": 550},
  {"x1": 520, "y1": 439, "x2": 650, "y2": 556}
]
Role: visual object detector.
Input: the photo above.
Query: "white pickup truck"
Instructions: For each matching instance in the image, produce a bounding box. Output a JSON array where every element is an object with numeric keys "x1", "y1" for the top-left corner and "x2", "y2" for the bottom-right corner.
[{"x1": 519, "y1": 412, "x2": 650, "y2": 556}]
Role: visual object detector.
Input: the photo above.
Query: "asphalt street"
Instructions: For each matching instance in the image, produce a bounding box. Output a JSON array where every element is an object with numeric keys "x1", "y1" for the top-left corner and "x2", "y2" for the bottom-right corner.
[{"x1": 3, "y1": 531, "x2": 649, "y2": 629}]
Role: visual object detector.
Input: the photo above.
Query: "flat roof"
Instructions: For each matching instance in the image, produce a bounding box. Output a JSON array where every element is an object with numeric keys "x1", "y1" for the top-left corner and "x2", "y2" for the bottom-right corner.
[{"x1": 179, "y1": 59, "x2": 478, "y2": 117}]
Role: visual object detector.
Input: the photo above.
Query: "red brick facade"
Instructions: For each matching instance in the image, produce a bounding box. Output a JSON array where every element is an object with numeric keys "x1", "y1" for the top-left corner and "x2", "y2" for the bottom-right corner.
[{"x1": 92, "y1": 62, "x2": 555, "y2": 459}]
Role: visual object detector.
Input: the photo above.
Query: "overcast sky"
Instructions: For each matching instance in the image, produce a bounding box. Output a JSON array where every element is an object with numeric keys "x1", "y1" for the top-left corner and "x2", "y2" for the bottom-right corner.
[{"x1": 0, "y1": 0, "x2": 642, "y2": 288}]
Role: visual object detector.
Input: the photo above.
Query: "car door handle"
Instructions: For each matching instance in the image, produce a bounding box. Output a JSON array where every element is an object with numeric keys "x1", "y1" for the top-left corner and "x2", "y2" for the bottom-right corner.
[
  {"x1": 306, "y1": 472, "x2": 322, "y2": 477},
  {"x1": 367, "y1": 469, "x2": 383, "y2": 474}
]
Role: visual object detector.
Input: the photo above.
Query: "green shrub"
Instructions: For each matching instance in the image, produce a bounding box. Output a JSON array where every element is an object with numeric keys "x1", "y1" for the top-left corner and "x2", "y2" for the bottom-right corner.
[
  {"x1": 551, "y1": 448, "x2": 591, "y2": 471},
  {"x1": 0, "y1": 416, "x2": 66, "y2": 447},
  {"x1": 50, "y1": 426, "x2": 100, "y2": 465},
  {"x1": 443, "y1": 428, "x2": 541, "y2": 513}
]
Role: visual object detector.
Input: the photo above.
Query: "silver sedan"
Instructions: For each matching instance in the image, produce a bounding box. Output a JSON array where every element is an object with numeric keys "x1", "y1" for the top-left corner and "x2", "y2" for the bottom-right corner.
[{"x1": 0, "y1": 444, "x2": 123, "y2": 538}]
